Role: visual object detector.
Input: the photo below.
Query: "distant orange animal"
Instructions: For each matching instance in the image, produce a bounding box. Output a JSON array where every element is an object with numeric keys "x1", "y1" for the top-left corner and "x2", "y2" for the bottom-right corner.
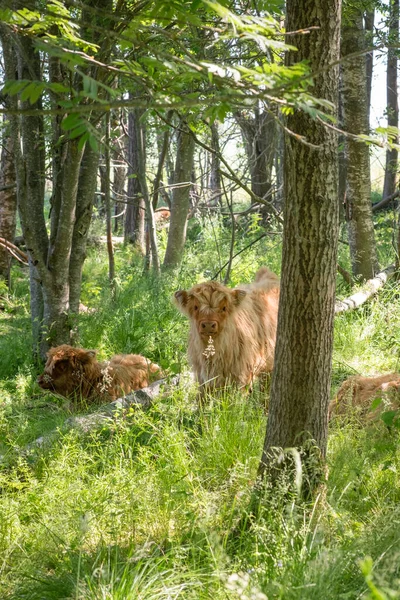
[
  {"x1": 329, "y1": 373, "x2": 400, "y2": 420},
  {"x1": 154, "y1": 207, "x2": 171, "y2": 226},
  {"x1": 37, "y1": 345, "x2": 163, "y2": 402},
  {"x1": 174, "y1": 267, "x2": 280, "y2": 392}
]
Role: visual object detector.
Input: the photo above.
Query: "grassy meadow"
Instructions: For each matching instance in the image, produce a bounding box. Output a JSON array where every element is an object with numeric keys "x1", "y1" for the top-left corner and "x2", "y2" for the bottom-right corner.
[{"x1": 0, "y1": 212, "x2": 400, "y2": 599}]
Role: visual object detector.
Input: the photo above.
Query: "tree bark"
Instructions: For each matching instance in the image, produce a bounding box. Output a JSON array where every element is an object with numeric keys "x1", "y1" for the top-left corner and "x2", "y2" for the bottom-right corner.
[
  {"x1": 69, "y1": 143, "x2": 100, "y2": 313},
  {"x1": 124, "y1": 104, "x2": 145, "y2": 252},
  {"x1": 382, "y1": 0, "x2": 399, "y2": 200},
  {"x1": 0, "y1": 126, "x2": 17, "y2": 287},
  {"x1": 365, "y1": 10, "x2": 374, "y2": 117},
  {"x1": 236, "y1": 104, "x2": 277, "y2": 219},
  {"x1": 104, "y1": 112, "x2": 115, "y2": 286},
  {"x1": 260, "y1": 0, "x2": 341, "y2": 483},
  {"x1": 208, "y1": 121, "x2": 222, "y2": 206},
  {"x1": 163, "y1": 119, "x2": 195, "y2": 269},
  {"x1": 342, "y1": 8, "x2": 378, "y2": 280}
]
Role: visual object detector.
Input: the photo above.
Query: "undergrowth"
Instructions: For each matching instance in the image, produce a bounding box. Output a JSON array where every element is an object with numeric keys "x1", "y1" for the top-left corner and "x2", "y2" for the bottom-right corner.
[{"x1": 1, "y1": 216, "x2": 400, "y2": 598}]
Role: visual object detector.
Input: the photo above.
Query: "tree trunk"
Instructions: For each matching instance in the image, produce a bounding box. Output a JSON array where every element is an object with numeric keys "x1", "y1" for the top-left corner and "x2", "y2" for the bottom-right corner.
[
  {"x1": 0, "y1": 27, "x2": 18, "y2": 287},
  {"x1": 113, "y1": 128, "x2": 126, "y2": 233},
  {"x1": 69, "y1": 143, "x2": 100, "y2": 313},
  {"x1": 0, "y1": 133, "x2": 17, "y2": 287},
  {"x1": 260, "y1": 0, "x2": 341, "y2": 486},
  {"x1": 365, "y1": 10, "x2": 374, "y2": 117},
  {"x1": 152, "y1": 112, "x2": 173, "y2": 210},
  {"x1": 382, "y1": 0, "x2": 399, "y2": 200},
  {"x1": 342, "y1": 9, "x2": 378, "y2": 280},
  {"x1": 163, "y1": 120, "x2": 195, "y2": 269},
  {"x1": 208, "y1": 121, "x2": 222, "y2": 206},
  {"x1": 124, "y1": 105, "x2": 145, "y2": 252},
  {"x1": 236, "y1": 104, "x2": 277, "y2": 218},
  {"x1": 104, "y1": 113, "x2": 115, "y2": 285}
]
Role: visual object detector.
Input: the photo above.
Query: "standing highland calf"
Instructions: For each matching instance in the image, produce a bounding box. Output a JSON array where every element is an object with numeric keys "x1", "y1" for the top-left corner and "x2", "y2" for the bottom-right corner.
[
  {"x1": 174, "y1": 267, "x2": 280, "y2": 392},
  {"x1": 37, "y1": 345, "x2": 163, "y2": 402},
  {"x1": 329, "y1": 373, "x2": 400, "y2": 421}
]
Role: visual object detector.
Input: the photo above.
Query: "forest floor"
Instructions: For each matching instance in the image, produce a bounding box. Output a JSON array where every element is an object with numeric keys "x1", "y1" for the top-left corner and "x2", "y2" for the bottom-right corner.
[{"x1": 0, "y1": 214, "x2": 400, "y2": 599}]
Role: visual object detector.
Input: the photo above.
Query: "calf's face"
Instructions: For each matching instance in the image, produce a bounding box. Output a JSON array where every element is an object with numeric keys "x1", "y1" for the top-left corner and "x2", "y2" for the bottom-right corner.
[
  {"x1": 37, "y1": 346, "x2": 96, "y2": 396},
  {"x1": 174, "y1": 282, "x2": 246, "y2": 340}
]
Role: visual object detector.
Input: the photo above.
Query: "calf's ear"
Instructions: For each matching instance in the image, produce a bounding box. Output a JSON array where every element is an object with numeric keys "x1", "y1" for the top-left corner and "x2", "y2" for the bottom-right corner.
[
  {"x1": 174, "y1": 290, "x2": 188, "y2": 311},
  {"x1": 232, "y1": 289, "x2": 247, "y2": 305}
]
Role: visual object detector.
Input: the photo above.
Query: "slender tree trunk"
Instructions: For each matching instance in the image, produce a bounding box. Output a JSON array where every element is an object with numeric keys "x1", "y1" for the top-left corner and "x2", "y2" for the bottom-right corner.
[
  {"x1": 0, "y1": 28, "x2": 18, "y2": 287},
  {"x1": 209, "y1": 121, "x2": 222, "y2": 206},
  {"x1": 69, "y1": 143, "x2": 100, "y2": 313},
  {"x1": 113, "y1": 132, "x2": 126, "y2": 233},
  {"x1": 365, "y1": 10, "x2": 374, "y2": 117},
  {"x1": 14, "y1": 36, "x2": 47, "y2": 356},
  {"x1": 124, "y1": 105, "x2": 145, "y2": 252},
  {"x1": 104, "y1": 113, "x2": 115, "y2": 285},
  {"x1": 163, "y1": 120, "x2": 195, "y2": 269},
  {"x1": 236, "y1": 105, "x2": 277, "y2": 212},
  {"x1": 0, "y1": 124, "x2": 17, "y2": 287},
  {"x1": 260, "y1": 0, "x2": 341, "y2": 484},
  {"x1": 342, "y1": 9, "x2": 378, "y2": 280},
  {"x1": 152, "y1": 112, "x2": 173, "y2": 210},
  {"x1": 382, "y1": 0, "x2": 399, "y2": 200},
  {"x1": 338, "y1": 67, "x2": 347, "y2": 222}
]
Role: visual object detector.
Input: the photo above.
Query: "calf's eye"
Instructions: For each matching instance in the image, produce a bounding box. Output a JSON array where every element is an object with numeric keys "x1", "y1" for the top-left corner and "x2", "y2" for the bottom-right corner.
[
  {"x1": 194, "y1": 305, "x2": 198, "y2": 311},
  {"x1": 221, "y1": 306, "x2": 226, "y2": 312}
]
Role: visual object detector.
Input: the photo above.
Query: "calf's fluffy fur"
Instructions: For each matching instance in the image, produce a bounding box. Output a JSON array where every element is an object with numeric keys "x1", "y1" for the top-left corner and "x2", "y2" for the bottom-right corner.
[
  {"x1": 174, "y1": 267, "x2": 280, "y2": 391},
  {"x1": 329, "y1": 373, "x2": 400, "y2": 420},
  {"x1": 37, "y1": 345, "x2": 163, "y2": 402}
]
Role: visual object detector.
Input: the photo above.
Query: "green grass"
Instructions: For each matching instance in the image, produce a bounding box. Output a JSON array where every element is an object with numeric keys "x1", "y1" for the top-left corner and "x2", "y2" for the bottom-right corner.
[{"x1": 1, "y1": 216, "x2": 400, "y2": 598}]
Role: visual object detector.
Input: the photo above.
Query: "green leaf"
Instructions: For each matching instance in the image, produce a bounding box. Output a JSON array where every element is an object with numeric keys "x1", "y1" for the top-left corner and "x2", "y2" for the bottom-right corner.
[
  {"x1": 370, "y1": 397, "x2": 383, "y2": 411},
  {"x1": 61, "y1": 114, "x2": 82, "y2": 131},
  {"x1": 380, "y1": 410, "x2": 398, "y2": 427}
]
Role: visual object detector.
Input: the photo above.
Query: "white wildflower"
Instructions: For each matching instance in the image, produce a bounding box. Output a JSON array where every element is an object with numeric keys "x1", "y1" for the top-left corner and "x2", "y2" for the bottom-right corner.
[
  {"x1": 98, "y1": 362, "x2": 113, "y2": 393},
  {"x1": 203, "y1": 336, "x2": 216, "y2": 359}
]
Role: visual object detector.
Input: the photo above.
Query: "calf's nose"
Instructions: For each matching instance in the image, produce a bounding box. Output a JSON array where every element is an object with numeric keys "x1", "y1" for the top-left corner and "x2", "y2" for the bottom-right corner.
[{"x1": 200, "y1": 320, "x2": 218, "y2": 335}]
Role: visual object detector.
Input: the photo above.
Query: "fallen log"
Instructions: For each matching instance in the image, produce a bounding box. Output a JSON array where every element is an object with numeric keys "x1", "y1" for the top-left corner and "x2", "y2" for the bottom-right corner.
[
  {"x1": 8, "y1": 375, "x2": 188, "y2": 461},
  {"x1": 335, "y1": 264, "x2": 396, "y2": 314}
]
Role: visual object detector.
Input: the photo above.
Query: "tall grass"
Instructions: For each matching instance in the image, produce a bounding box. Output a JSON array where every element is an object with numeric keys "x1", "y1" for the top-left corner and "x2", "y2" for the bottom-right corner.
[{"x1": 1, "y1": 216, "x2": 400, "y2": 598}]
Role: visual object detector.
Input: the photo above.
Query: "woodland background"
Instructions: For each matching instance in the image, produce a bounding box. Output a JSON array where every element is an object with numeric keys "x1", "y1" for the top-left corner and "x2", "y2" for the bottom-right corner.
[{"x1": 1, "y1": 0, "x2": 400, "y2": 598}]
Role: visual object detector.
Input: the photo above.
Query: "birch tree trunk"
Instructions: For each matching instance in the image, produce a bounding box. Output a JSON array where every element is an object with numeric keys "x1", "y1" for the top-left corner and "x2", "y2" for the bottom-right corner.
[
  {"x1": 260, "y1": 0, "x2": 341, "y2": 484},
  {"x1": 163, "y1": 119, "x2": 195, "y2": 269},
  {"x1": 382, "y1": 0, "x2": 399, "y2": 200},
  {"x1": 342, "y1": 8, "x2": 378, "y2": 280}
]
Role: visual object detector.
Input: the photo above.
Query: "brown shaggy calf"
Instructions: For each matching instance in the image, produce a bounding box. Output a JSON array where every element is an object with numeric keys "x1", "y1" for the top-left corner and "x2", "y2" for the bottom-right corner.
[
  {"x1": 37, "y1": 345, "x2": 163, "y2": 402},
  {"x1": 329, "y1": 373, "x2": 400, "y2": 420},
  {"x1": 174, "y1": 267, "x2": 280, "y2": 392}
]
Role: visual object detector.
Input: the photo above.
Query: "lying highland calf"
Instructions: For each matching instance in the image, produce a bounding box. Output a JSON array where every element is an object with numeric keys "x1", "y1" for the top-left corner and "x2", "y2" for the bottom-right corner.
[
  {"x1": 37, "y1": 344, "x2": 163, "y2": 402},
  {"x1": 174, "y1": 267, "x2": 280, "y2": 392},
  {"x1": 329, "y1": 373, "x2": 400, "y2": 420}
]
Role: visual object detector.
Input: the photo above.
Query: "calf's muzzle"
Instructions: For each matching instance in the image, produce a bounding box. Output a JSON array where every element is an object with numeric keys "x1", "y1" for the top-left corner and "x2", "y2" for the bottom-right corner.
[{"x1": 199, "y1": 320, "x2": 219, "y2": 335}]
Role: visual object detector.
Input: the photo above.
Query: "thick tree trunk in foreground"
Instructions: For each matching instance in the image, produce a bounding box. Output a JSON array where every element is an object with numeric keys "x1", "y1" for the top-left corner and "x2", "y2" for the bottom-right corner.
[
  {"x1": 163, "y1": 119, "x2": 195, "y2": 269},
  {"x1": 382, "y1": 0, "x2": 399, "y2": 200},
  {"x1": 342, "y1": 9, "x2": 378, "y2": 280},
  {"x1": 260, "y1": 0, "x2": 341, "y2": 482}
]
